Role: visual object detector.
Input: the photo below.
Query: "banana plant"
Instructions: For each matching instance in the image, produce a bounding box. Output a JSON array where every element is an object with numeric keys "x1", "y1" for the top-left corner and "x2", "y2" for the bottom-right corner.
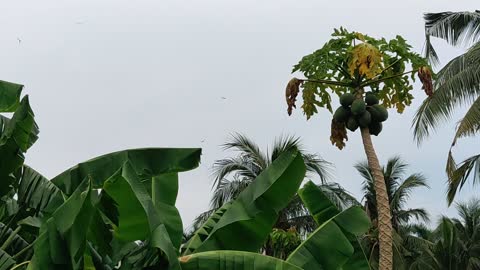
[{"x1": 1, "y1": 80, "x2": 371, "y2": 270}]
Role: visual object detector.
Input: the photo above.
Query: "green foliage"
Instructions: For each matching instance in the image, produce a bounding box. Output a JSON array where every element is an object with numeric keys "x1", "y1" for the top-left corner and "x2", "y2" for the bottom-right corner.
[
  {"x1": 0, "y1": 80, "x2": 23, "y2": 113},
  {"x1": 356, "y1": 157, "x2": 431, "y2": 269},
  {"x1": 408, "y1": 199, "x2": 480, "y2": 269},
  {"x1": 180, "y1": 251, "x2": 303, "y2": 270},
  {"x1": 294, "y1": 181, "x2": 371, "y2": 270},
  {"x1": 268, "y1": 228, "x2": 302, "y2": 260},
  {"x1": 290, "y1": 27, "x2": 430, "y2": 119},
  {"x1": 184, "y1": 148, "x2": 306, "y2": 255},
  {"x1": 414, "y1": 11, "x2": 480, "y2": 204},
  {"x1": 0, "y1": 96, "x2": 38, "y2": 197}
]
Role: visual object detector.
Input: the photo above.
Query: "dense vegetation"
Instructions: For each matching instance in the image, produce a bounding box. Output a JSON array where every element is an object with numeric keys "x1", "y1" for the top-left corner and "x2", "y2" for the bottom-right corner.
[{"x1": 0, "y1": 9, "x2": 479, "y2": 270}]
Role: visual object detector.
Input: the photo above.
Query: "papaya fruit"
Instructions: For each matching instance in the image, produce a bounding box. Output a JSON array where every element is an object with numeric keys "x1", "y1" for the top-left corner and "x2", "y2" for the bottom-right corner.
[
  {"x1": 369, "y1": 121, "x2": 383, "y2": 136},
  {"x1": 340, "y1": 93, "x2": 355, "y2": 107},
  {"x1": 333, "y1": 106, "x2": 350, "y2": 123},
  {"x1": 351, "y1": 99, "x2": 366, "y2": 115},
  {"x1": 346, "y1": 117, "x2": 359, "y2": 132},
  {"x1": 365, "y1": 92, "x2": 379, "y2": 106},
  {"x1": 358, "y1": 111, "x2": 371, "y2": 128}
]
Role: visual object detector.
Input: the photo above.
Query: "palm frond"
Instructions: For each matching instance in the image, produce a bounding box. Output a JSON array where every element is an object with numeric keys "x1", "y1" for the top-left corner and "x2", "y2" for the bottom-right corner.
[
  {"x1": 223, "y1": 133, "x2": 268, "y2": 169},
  {"x1": 391, "y1": 173, "x2": 429, "y2": 211},
  {"x1": 454, "y1": 198, "x2": 480, "y2": 229},
  {"x1": 397, "y1": 208, "x2": 430, "y2": 224},
  {"x1": 384, "y1": 156, "x2": 408, "y2": 182},
  {"x1": 405, "y1": 223, "x2": 434, "y2": 240},
  {"x1": 189, "y1": 208, "x2": 217, "y2": 235},
  {"x1": 210, "y1": 177, "x2": 251, "y2": 209},
  {"x1": 412, "y1": 42, "x2": 480, "y2": 144},
  {"x1": 424, "y1": 31, "x2": 440, "y2": 66},
  {"x1": 317, "y1": 182, "x2": 360, "y2": 209},
  {"x1": 270, "y1": 135, "x2": 302, "y2": 162},
  {"x1": 424, "y1": 11, "x2": 480, "y2": 47},
  {"x1": 355, "y1": 161, "x2": 374, "y2": 187},
  {"x1": 211, "y1": 156, "x2": 258, "y2": 188},
  {"x1": 453, "y1": 95, "x2": 480, "y2": 143},
  {"x1": 447, "y1": 153, "x2": 480, "y2": 204},
  {"x1": 302, "y1": 153, "x2": 333, "y2": 183}
]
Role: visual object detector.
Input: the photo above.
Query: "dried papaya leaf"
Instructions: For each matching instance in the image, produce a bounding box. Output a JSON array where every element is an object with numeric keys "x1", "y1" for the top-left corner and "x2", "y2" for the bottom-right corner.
[
  {"x1": 286, "y1": 78, "x2": 302, "y2": 115},
  {"x1": 330, "y1": 119, "x2": 348, "y2": 150},
  {"x1": 418, "y1": 66, "x2": 433, "y2": 97}
]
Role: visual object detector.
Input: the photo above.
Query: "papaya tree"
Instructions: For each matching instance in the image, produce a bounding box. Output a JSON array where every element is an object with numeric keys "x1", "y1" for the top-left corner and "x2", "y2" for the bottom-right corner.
[{"x1": 285, "y1": 28, "x2": 432, "y2": 270}]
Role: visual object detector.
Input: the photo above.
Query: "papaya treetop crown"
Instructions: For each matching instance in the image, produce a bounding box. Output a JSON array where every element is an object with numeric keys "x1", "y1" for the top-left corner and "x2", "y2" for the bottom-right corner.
[{"x1": 285, "y1": 27, "x2": 433, "y2": 120}]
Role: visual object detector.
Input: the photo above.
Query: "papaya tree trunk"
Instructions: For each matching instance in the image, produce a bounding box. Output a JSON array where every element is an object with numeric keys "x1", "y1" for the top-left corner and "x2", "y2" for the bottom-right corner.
[{"x1": 360, "y1": 127, "x2": 393, "y2": 270}]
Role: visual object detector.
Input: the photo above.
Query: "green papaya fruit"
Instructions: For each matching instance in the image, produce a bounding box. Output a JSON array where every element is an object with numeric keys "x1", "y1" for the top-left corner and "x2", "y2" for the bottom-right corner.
[
  {"x1": 351, "y1": 99, "x2": 366, "y2": 115},
  {"x1": 358, "y1": 111, "x2": 372, "y2": 128},
  {"x1": 365, "y1": 92, "x2": 379, "y2": 106},
  {"x1": 346, "y1": 117, "x2": 359, "y2": 132},
  {"x1": 372, "y1": 104, "x2": 388, "y2": 122},
  {"x1": 333, "y1": 106, "x2": 350, "y2": 123},
  {"x1": 369, "y1": 121, "x2": 383, "y2": 136},
  {"x1": 340, "y1": 93, "x2": 355, "y2": 107}
]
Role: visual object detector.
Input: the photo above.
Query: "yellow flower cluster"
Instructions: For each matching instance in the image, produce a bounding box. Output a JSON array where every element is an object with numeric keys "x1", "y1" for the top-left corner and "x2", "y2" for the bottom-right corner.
[{"x1": 348, "y1": 43, "x2": 383, "y2": 79}]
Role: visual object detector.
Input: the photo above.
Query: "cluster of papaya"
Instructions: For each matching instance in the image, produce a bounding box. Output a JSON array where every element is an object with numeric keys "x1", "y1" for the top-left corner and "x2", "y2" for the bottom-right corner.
[{"x1": 333, "y1": 92, "x2": 388, "y2": 136}]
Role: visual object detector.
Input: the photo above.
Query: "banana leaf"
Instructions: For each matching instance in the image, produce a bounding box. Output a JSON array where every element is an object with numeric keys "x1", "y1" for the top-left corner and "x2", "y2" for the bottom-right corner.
[
  {"x1": 289, "y1": 181, "x2": 371, "y2": 270},
  {"x1": 0, "y1": 97, "x2": 38, "y2": 197},
  {"x1": 16, "y1": 166, "x2": 63, "y2": 215},
  {"x1": 102, "y1": 162, "x2": 181, "y2": 270},
  {"x1": 51, "y1": 148, "x2": 201, "y2": 196},
  {"x1": 180, "y1": 250, "x2": 303, "y2": 270},
  {"x1": 286, "y1": 207, "x2": 370, "y2": 270},
  {"x1": 28, "y1": 180, "x2": 94, "y2": 270},
  {"x1": 185, "y1": 148, "x2": 306, "y2": 254},
  {"x1": 0, "y1": 249, "x2": 15, "y2": 270},
  {"x1": 182, "y1": 203, "x2": 232, "y2": 255},
  {"x1": 0, "y1": 80, "x2": 23, "y2": 113}
]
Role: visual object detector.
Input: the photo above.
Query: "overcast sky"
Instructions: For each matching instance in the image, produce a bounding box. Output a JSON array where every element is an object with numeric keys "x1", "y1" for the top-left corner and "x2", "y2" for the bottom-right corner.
[{"x1": 1, "y1": 0, "x2": 479, "y2": 230}]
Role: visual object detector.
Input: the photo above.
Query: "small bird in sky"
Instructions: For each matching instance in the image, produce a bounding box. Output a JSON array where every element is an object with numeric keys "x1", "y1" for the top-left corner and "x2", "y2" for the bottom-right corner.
[
  {"x1": 200, "y1": 139, "x2": 206, "y2": 143},
  {"x1": 16, "y1": 38, "x2": 21, "y2": 44},
  {"x1": 221, "y1": 97, "x2": 227, "y2": 100}
]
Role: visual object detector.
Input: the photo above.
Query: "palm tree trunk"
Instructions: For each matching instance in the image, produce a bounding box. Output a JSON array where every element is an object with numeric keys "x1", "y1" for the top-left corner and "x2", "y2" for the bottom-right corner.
[{"x1": 360, "y1": 127, "x2": 393, "y2": 270}]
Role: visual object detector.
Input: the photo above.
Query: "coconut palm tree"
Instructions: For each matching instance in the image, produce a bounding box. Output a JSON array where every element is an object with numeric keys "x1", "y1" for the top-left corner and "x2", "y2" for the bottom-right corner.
[
  {"x1": 355, "y1": 156, "x2": 430, "y2": 269},
  {"x1": 189, "y1": 134, "x2": 359, "y2": 255},
  {"x1": 409, "y1": 198, "x2": 480, "y2": 270},
  {"x1": 413, "y1": 11, "x2": 480, "y2": 203}
]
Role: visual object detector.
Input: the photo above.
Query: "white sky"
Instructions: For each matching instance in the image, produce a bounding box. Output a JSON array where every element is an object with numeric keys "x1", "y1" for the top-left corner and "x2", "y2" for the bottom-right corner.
[{"x1": 1, "y1": 0, "x2": 479, "y2": 230}]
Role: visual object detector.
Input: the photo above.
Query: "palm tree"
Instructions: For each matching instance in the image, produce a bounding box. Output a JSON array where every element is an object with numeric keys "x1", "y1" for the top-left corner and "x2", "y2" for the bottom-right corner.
[
  {"x1": 355, "y1": 156, "x2": 430, "y2": 269},
  {"x1": 409, "y1": 198, "x2": 480, "y2": 270},
  {"x1": 413, "y1": 11, "x2": 480, "y2": 203},
  {"x1": 189, "y1": 133, "x2": 359, "y2": 255}
]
